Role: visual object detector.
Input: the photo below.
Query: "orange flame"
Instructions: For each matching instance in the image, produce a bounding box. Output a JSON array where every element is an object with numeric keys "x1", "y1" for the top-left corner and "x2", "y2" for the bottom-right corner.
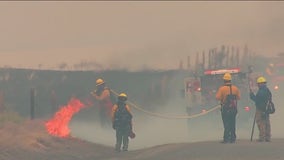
[{"x1": 45, "y1": 97, "x2": 87, "y2": 138}]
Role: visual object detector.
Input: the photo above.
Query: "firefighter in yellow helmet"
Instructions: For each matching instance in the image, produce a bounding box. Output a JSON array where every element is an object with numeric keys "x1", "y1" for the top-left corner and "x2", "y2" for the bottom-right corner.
[
  {"x1": 91, "y1": 78, "x2": 113, "y2": 129},
  {"x1": 216, "y1": 72, "x2": 241, "y2": 143},
  {"x1": 111, "y1": 93, "x2": 134, "y2": 152},
  {"x1": 96, "y1": 78, "x2": 105, "y2": 86},
  {"x1": 250, "y1": 76, "x2": 273, "y2": 142}
]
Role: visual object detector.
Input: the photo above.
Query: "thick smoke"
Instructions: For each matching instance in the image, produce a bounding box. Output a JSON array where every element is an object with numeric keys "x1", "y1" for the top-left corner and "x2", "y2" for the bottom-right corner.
[{"x1": 69, "y1": 62, "x2": 284, "y2": 150}]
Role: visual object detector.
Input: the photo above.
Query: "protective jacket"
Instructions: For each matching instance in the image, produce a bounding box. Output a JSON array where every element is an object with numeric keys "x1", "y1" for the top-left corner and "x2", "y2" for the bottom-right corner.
[
  {"x1": 216, "y1": 82, "x2": 241, "y2": 104},
  {"x1": 250, "y1": 85, "x2": 271, "y2": 112},
  {"x1": 93, "y1": 87, "x2": 113, "y2": 116}
]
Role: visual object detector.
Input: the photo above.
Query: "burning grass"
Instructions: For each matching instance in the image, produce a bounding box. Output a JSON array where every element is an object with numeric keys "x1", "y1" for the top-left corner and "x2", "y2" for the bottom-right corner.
[{"x1": 45, "y1": 97, "x2": 87, "y2": 138}]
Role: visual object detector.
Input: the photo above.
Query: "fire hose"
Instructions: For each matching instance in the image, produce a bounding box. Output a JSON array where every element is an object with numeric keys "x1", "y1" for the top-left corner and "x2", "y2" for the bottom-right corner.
[{"x1": 110, "y1": 89, "x2": 221, "y2": 119}]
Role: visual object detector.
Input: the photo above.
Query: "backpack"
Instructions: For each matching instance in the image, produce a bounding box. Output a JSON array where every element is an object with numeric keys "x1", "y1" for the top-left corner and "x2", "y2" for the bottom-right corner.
[
  {"x1": 266, "y1": 100, "x2": 275, "y2": 114},
  {"x1": 222, "y1": 85, "x2": 237, "y2": 113},
  {"x1": 114, "y1": 103, "x2": 132, "y2": 128},
  {"x1": 266, "y1": 89, "x2": 275, "y2": 114}
]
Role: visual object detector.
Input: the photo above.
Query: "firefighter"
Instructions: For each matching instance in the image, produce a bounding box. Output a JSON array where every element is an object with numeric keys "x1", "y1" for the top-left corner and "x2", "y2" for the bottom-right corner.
[
  {"x1": 250, "y1": 76, "x2": 272, "y2": 142},
  {"x1": 111, "y1": 93, "x2": 134, "y2": 152},
  {"x1": 91, "y1": 78, "x2": 113, "y2": 129},
  {"x1": 216, "y1": 72, "x2": 241, "y2": 143}
]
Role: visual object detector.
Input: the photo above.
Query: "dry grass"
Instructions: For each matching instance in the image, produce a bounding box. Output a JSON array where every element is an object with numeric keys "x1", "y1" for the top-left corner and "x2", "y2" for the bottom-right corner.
[{"x1": 0, "y1": 113, "x2": 283, "y2": 160}]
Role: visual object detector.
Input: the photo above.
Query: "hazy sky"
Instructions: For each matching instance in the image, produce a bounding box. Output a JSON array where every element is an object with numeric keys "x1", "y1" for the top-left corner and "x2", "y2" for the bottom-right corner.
[{"x1": 0, "y1": 1, "x2": 283, "y2": 70}]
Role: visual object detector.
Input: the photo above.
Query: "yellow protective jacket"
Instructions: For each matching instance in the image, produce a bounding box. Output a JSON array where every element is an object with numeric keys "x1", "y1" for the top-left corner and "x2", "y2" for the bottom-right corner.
[
  {"x1": 92, "y1": 87, "x2": 111, "y2": 102},
  {"x1": 216, "y1": 82, "x2": 241, "y2": 104},
  {"x1": 111, "y1": 104, "x2": 132, "y2": 123},
  {"x1": 91, "y1": 87, "x2": 113, "y2": 117}
]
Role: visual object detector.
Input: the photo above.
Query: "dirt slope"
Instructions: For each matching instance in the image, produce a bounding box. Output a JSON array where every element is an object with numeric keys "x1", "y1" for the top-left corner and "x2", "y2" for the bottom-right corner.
[{"x1": 0, "y1": 120, "x2": 283, "y2": 160}]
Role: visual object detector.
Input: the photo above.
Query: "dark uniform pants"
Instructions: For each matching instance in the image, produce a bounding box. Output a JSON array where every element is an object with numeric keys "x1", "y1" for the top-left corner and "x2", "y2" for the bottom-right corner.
[
  {"x1": 99, "y1": 101, "x2": 113, "y2": 129},
  {"x1": 221, "y1": 109, "x2": 237, "y2": 142},
  {"x1": 115, "y1": 126, "x2": 130, "y2": 151}
]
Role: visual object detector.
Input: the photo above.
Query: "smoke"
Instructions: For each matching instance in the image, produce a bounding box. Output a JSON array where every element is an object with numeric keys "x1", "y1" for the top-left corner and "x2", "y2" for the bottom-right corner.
[
  {"x1": 66, "y1": 57, "x2": 283, "y2": 149},
  {"x1": 68, "y1": 94, "x2": 222, "y2": 150},
  {"x1": 269, "y1": 88, "x2": 284, "y2": 138},
  {"x1": 0, "y1": 2, "x2": 284, "y2": 70},
  {"x1": 68, "y1": 71, "x2": 284, "y2": 150}
]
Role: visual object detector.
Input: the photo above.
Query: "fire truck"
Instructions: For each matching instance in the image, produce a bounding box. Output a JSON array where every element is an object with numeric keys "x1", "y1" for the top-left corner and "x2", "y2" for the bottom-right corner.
[
  {"x1": 265, "y1": 53, "x2": 284, "y2": 91},
  {"x1": 184, "y1": 67, "x2": 255, "y2": 126}
]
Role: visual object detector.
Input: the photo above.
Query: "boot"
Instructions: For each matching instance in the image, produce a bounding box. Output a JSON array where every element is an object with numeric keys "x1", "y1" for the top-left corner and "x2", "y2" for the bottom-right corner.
[
  {"x1": 122, "y1": 134, "x2": 129, "y2": 151},
  {"x1": 115, "y1": 144, "x2": 121, "y2": 152},
  {"x1": 265, "y1": 138, "x2": 271, "y2": 142},
  {"x1": 257, "y1": 138, "x2": 265, "y2": 142},
  {"x1": 122, "y1": 145, "x2": 128, "y2": 151}
]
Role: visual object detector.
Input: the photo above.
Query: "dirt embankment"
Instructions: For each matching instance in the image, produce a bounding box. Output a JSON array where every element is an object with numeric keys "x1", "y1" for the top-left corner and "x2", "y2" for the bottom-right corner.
[
  {"x1": 0, "y1": 120, "x2": 114, "y2": 160},
  {"x1": 0, "y1": 120, "x2": 284, "y2": 160}
]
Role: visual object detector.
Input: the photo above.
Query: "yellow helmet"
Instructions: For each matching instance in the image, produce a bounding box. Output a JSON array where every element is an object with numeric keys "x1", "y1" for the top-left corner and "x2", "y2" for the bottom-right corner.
[
  {"x1": 96, "y1": 78, "x2": 105, "y2": 86},
  {"x1": 118, "y1": 93, "x2": 127, "y2": 101},
  {"x1": 257, "y1": 76, "x2": 266, "y2": 83},
  {"x1": 223, "y1": 73, "x2": 232, "y2": 81}
]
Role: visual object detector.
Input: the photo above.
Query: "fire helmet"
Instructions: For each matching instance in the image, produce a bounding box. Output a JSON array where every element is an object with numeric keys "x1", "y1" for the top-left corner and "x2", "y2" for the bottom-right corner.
[
  {"x1": 257, "y1": 76, "x2": 266, "y2": 83},
  {"x1": 96, "y1": 78, "x2": 105, "y2": 86},
  {"x1": 223, "y1": 73, "x2": 232, "y2": 81},
  {"x1": 118, "y1": 93, "x2": 127, "y2": 101}
]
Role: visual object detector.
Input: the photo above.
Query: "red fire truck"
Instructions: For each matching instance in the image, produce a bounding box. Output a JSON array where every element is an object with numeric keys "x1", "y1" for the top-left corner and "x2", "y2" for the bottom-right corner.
[
  {"x1": 184, "y1": 67, "x2": 254, "y2": 126},
  {"x1": 266, "y1": 60, "x2": 284, "y2": 91}
]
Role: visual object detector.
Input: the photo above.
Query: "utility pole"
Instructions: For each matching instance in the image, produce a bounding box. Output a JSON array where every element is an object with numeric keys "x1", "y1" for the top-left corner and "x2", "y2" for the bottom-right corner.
[
  {"x1": 30, "y1": 88, "x2": 35, "y2": 120},
  {"x1": 187, "y1": 55, "x2": 191, "y2": 71}
]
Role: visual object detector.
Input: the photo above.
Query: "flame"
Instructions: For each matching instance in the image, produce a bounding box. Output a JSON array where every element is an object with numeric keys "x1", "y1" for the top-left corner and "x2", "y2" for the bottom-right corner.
[{"x1": 45, "y1": 97, "x2": 87, "y2": 138}]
